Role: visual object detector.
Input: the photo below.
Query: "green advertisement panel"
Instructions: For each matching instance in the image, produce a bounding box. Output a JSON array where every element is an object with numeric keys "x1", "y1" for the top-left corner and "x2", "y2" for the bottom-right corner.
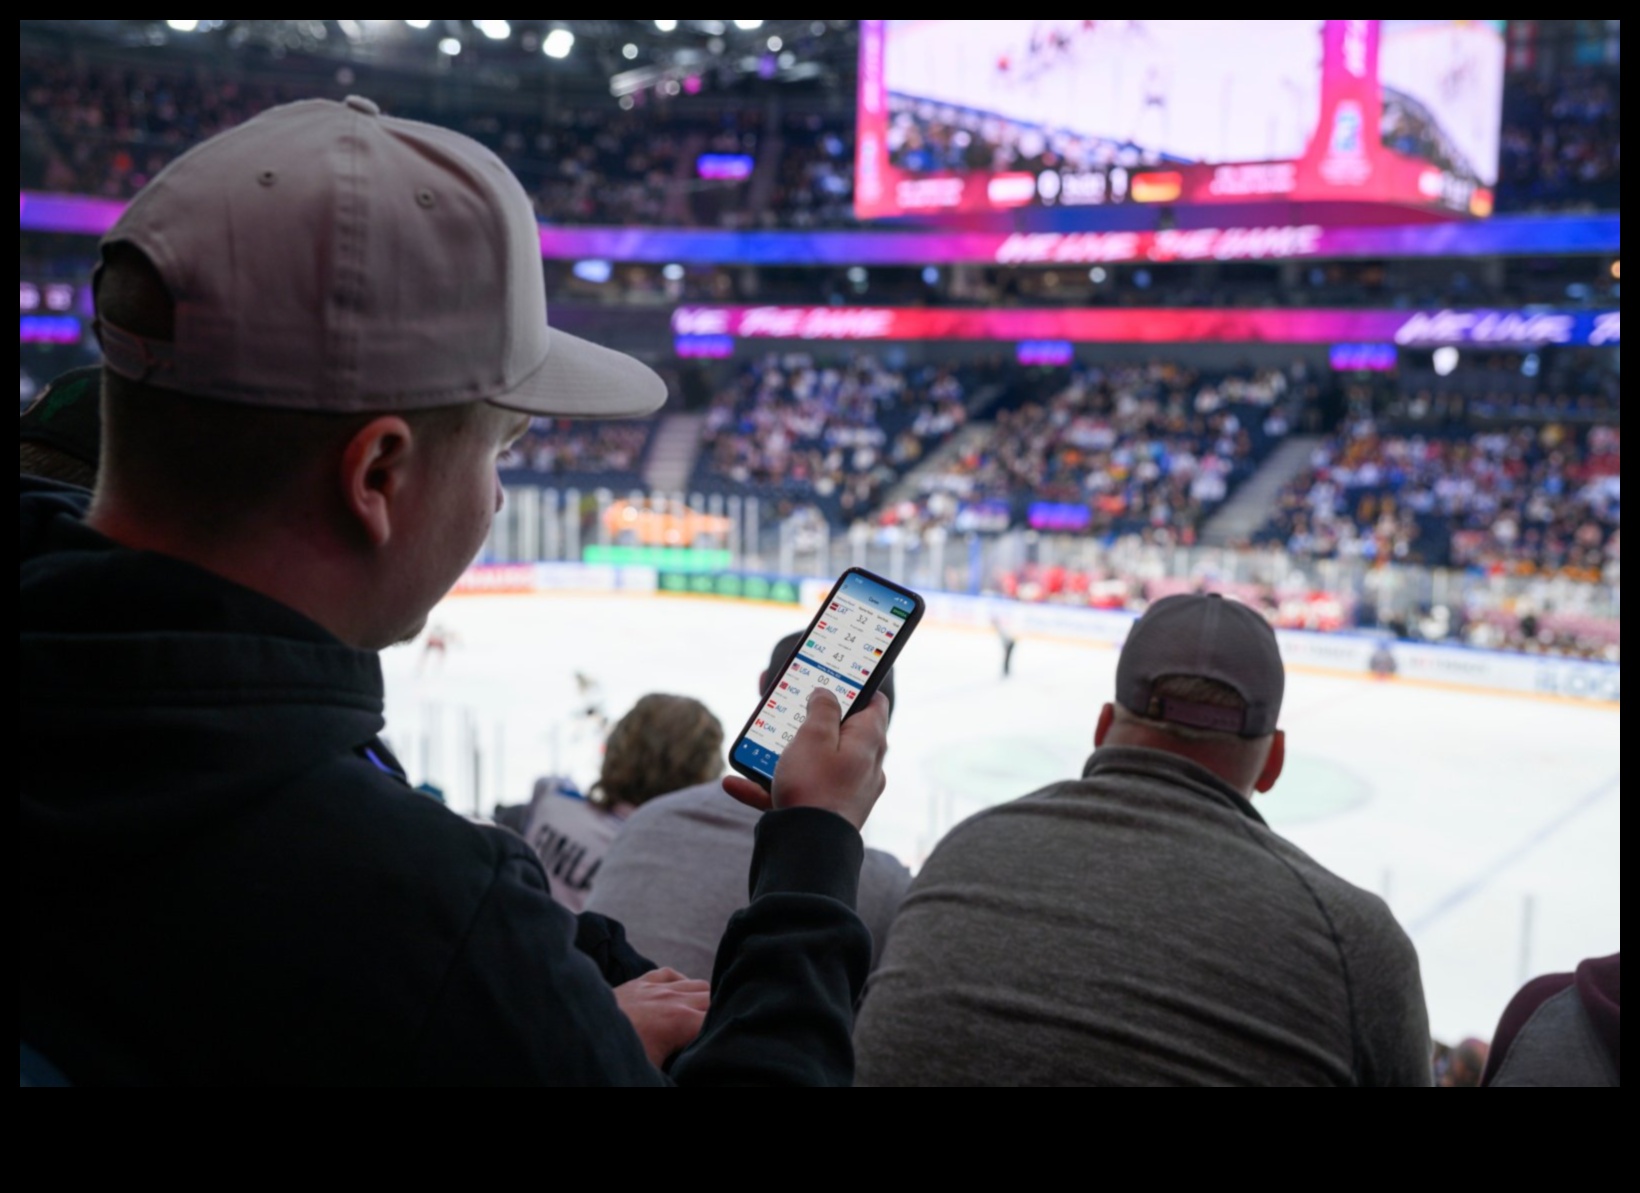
[
  {"x1": 657, "y1": 571, "x2": 804, "y2": 606},
  {"x1": 583, "y1": 546, "x2": 734, "y2": 572}
]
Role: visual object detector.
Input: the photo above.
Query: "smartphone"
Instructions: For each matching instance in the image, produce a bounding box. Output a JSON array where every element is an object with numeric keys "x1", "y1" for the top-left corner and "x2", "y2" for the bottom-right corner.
[{"x1": 729, "y1": 569, "x2": 926, "y2": 790}]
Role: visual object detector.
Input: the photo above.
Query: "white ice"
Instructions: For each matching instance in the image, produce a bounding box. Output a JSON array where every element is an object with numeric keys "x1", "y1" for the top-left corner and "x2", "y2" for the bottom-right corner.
[{"x1": 382, "y1": 592, "x2": 1621, "y2": 1045}]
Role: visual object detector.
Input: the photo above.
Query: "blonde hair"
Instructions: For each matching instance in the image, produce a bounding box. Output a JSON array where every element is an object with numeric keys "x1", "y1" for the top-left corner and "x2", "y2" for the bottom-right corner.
[{"x1": 592, "y1": 695, "x2": 726, "y2": 813}]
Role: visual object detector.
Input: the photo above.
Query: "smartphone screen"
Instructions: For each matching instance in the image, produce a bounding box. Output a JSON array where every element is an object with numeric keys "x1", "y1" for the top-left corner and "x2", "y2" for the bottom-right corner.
[{"x1": 731, "y1": 570, "x2": 925, "y2": 787}]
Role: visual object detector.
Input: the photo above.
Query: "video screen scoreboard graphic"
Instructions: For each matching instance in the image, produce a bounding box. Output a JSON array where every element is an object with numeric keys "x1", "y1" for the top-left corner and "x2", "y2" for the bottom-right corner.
[{"x1": 857, "y1": 20, "x2": 1508, "y2": 219}]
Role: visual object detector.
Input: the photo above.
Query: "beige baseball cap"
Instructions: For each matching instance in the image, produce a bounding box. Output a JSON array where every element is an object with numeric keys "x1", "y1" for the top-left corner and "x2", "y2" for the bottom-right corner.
[{"x1": 95, "y1": 96, "x2": 666, "y2": 419}]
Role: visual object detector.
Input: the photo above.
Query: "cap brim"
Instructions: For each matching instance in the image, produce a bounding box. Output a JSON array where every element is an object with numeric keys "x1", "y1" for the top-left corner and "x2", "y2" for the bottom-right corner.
[{"x1": 493, "y1": 327, "x2": 668, "y2": 420}]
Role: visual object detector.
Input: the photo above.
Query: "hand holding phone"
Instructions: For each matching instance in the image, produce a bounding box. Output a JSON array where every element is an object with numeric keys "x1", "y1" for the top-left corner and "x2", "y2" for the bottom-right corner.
[
  {"x1": 723, "y1": 687, "x2": 892, "y2": 832},
  {"x1": 730, "y1": 569, "x2": 922, "y2": 781}
]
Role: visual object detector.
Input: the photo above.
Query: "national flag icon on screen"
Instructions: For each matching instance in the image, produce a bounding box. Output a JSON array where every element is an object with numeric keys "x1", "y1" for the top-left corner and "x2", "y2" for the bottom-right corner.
[
  {"x1": 768, "y1": 701, "x2": 778, "y2": 709},
  {"x1": 830, "y1": 603, "x2": 840, "y2": 612},
  {"x1": 756, "y1": 720, "x2": 766, "y2": 729},
  {"x1": 780, "y1": 682, "x2": 789, "y2": 691},
  {"x1": 818, "y1": 622, "x2": 828, "y2": 631},
  {"x1": 872, "y1": 648, "x2": 885, "y2": 657}
]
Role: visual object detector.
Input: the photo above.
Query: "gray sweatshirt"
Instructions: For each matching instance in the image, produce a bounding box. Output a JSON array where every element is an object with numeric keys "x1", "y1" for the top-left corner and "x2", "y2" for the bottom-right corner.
[
  {"x1": 587, "y1": 783, "x2": 912, "y2": 982},
  {"x1": 854, "y1": 747, "x2": 1432, "y2": 1087}
]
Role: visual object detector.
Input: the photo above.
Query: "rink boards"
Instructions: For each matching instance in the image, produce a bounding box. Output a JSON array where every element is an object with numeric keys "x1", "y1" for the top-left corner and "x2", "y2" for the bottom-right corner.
[{"x1": 452, "y1": 564, "x2": 1619, "y2": 707}]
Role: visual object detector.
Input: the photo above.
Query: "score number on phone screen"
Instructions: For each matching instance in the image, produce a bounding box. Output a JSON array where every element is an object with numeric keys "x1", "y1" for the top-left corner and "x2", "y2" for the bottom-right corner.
[{"x1": 734, "y1": 574, "x2": 914, "y2": 780}]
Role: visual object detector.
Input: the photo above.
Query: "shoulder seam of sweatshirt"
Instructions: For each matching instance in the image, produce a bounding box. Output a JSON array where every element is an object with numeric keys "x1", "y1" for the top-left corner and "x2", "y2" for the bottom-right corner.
[{"x1": 1216, "y1": 794, "x2": 1365, "y2": 1086}]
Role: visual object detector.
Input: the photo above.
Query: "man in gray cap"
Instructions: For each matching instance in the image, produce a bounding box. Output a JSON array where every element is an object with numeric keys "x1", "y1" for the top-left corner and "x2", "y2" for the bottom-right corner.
[
  {"x1": 854, "y1": 594, "x2": 1432, "y2": 1087},
  {"x1": 20, "y1": 98, "x2": 891, "y2": 1086}
]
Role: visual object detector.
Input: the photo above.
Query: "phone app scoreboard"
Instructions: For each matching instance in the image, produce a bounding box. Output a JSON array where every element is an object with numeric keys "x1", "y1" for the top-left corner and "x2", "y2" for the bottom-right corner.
[{"x1": 735, "y1": 573, "x2": 914, "y2": 778}]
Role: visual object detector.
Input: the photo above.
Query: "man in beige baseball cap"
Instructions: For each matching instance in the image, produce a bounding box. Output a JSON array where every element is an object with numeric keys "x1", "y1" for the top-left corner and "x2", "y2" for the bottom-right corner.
[{"x1": 20, "y1": 99, "x2": 893, "y2": 1086}]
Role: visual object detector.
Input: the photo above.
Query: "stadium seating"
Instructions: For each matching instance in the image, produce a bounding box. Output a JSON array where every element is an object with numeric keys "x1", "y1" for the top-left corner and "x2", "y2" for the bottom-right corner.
[
  {"x1": 1497, "y1": 67, "x2": 1622, "y2": 214},
  {"x1": 1257, "y1": 423, "x2": 1620, "y2": 582},
  {"x1": 693, "y1": 355, "x2": 982, "y2": 521},
  {"x1": 500, "y1": 420, "x2": 656, "y2": 491},
  {"x1": 894, "y1": 363, "x2": 1306, "y2": 543},
  {"x1": 21, "y1": 49, "x2": 1619, "y2": 223}
]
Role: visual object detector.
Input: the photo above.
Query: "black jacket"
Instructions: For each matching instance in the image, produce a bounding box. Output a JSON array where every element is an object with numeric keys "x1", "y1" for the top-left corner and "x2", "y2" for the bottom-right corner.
[{"x1": 19, "y1": 478, "x2": 871, "y2": 1086}]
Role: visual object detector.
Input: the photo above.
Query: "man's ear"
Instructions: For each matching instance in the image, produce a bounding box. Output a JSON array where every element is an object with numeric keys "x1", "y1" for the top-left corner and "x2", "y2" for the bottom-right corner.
[
  {"x1": 1094, "y1": 703, "x2": 1117, "y2": 749},
  {"x1": 340, "y1": 416, "x2": 415, "y2": 548},
  {"x1": 1256, "y1": 729, "x2": 1287, "y2": 795}
]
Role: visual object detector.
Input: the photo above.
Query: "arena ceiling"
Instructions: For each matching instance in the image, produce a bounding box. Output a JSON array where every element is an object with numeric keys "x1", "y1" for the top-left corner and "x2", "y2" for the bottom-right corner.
[{"x1": 21, "y1": 20, "x2": 861, "y2": 99}]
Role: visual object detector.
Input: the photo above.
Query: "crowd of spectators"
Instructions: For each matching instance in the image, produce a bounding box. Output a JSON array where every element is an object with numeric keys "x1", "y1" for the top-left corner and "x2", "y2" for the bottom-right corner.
[
  {"x1": 898, "y1": 363, "x2": 1306, "y2": 545},
  {"x1": 985, "y1": 559, "x2": 1618, "y2": 662},
  {"x1": 762, "y1": 114, "x2": 856, "y2": 229},
  {"x1": 697, "y1": 354, "x2": 973, "y2": 520},
  {"x1": 21, "y1": 47, "x2": 1624, "y2": 225},
  {"x1": 1259, "y1": 420, "x2": 1620, "y2": 585},
  {"x1": 19, "y1": 54, "x2": 784, "y2": 228},
  {"x1": 993, "y1": 565, "x2": 1356, "y2": 634},
  {"x1": 500, "y1": 420, "x2": 654, "y2": 486},
  {"x1": 1497, "y1": 68, "x2": 1622, "y2": 213},
  {"x1": 887, "y1": 94, "x2": 1150, "y2": 182}
]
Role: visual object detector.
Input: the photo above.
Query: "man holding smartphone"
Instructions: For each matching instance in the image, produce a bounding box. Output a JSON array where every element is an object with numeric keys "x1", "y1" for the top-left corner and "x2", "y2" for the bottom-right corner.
[{"x1": 20, "y1": 98, "x2": 891, "y2": 1086}]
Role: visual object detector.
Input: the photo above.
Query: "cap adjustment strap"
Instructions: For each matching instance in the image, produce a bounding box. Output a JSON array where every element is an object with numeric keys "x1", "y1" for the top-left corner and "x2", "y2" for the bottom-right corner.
[
  {"x1": 96, "y1": 318, "x2": 178, "y2": 386},
  {"x1": 1148, "y1": 697, "x2": 1248, "y2": 736}
]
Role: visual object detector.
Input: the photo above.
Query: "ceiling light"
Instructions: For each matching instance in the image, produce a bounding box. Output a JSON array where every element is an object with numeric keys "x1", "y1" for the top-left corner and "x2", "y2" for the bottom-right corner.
[
  {"x1": 543, "y1": 27, "x2": 575, "y2": 59},
  {"x1": 767, "y1": 36, "x2": 783, "y2": 52},
  {"x1": 404, "y1": 20, "x2": 433, "y2": 30},
  {"x1": 663, "y1": 264, "x2": 687, "y2": 282},
  {"x1": 438, "y1": 37, "x2": 462, "y2": 56},
  {"x1": 622, "y1": 43, "x2": 639, "y2": 60},
  {"x1": 655, "y1": 19, "x2": 678, "y2": 32},
  {"x1": 166, "y1": 20, "x2": 201, "y2": 32},
  {"x1": 1433, "y1": 347, "x2": 1461, "y2": 378},
  {"x1": 475, "y1": 20, "x2": 511, "y2": 41},
  {"x1": 733, "y1": 20, "x2": 765, "y2": 31}
]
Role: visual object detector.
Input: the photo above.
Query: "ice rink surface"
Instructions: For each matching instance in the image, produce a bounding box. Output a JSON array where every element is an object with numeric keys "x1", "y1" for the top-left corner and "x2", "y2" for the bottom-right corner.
[{"x1": 383, "y1": 592, "x2": 1621, "y2": 1044}]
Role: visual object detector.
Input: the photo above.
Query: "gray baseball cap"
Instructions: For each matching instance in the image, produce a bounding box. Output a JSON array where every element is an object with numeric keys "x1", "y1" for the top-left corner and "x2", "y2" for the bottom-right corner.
[
  {"x1": 94, "y1": 96, "x2": 666, "y2": 419},
  {"x1": 1116, "y1": 594, "x2": 1285, "y2": 739}
]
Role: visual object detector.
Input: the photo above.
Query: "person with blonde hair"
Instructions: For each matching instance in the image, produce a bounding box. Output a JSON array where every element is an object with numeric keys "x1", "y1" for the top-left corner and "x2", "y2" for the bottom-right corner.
[
  {"x1": 590, "y1": 634, "x2": 911, "y2": 982},
  {"x1": 525, "y1": 696, "x2": 725, "y2": 913}
]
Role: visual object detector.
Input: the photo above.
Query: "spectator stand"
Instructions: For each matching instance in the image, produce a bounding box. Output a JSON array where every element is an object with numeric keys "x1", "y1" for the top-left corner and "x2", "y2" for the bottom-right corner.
[
  {"x1": 692, "y1": 354, "x2": 980, "y2": 524},
  {"x1": 499, "y1": 419, "x2": 657, "y2": 493},
  {"x1": 891, "y1": 361, "x2": 1310, "y2": 546}
]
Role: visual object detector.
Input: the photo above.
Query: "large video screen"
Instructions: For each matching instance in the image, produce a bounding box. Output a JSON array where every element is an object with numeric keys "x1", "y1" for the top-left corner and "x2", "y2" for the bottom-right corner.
[{"x1": 856, "y1": 20, "x2": 1507, "y2": 220}]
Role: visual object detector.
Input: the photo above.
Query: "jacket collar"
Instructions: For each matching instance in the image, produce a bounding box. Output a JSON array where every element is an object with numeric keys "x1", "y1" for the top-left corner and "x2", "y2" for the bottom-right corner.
[{"x1": 1083, "y1": 746, "x2": 1269, "y2": 828}]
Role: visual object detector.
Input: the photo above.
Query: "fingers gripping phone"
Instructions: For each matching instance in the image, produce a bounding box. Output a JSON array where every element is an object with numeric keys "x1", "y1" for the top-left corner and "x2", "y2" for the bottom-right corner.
[{"x1": 730, "y1": 569, "x2": 926, "y2": 790}]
